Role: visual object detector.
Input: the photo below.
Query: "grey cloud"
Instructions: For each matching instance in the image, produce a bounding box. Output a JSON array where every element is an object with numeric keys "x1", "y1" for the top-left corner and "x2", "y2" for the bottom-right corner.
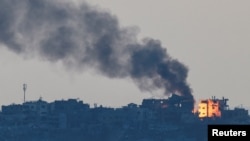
[{"x1": 0, "y1": 0, "x2": 194, "y2": 110}]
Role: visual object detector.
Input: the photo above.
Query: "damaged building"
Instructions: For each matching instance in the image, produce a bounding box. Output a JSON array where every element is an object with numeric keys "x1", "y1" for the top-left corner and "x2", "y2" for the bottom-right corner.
[{"x1": 0, "y1": 94, "x2": 249, "y2": 141}]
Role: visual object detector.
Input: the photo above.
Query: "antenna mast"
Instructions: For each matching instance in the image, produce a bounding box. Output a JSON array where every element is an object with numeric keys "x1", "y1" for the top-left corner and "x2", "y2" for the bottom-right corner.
[{"x1": 23, "y1": 83, "x2": 27, "y2": 103}]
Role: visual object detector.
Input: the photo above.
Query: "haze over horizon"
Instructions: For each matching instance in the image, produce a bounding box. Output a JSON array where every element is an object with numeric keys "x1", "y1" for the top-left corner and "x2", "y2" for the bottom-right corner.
[{"x1": 1, "y1": 0, "x2": 250, "y2": 109}]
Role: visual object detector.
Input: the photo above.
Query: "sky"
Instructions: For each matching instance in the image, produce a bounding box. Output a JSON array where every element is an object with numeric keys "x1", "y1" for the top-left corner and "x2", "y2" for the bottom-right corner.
[{"x1": 0, "y1": 0, "x2": 250, "y2": 109}]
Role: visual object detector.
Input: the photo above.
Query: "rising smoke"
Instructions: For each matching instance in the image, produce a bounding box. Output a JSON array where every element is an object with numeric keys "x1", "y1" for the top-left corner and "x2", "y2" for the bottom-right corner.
[{"x1": 0, "y1": 0, "x2": 194, "y2": 109}]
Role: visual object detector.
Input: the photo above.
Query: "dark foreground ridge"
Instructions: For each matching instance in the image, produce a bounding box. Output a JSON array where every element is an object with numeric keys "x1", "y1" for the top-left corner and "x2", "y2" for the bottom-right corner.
[{"x1": 0, "y1": 94, "x2": 249, "y2": 141}]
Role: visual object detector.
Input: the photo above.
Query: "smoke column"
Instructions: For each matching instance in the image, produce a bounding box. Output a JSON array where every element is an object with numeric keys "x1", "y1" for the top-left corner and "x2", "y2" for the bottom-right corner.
[{"x1": 0, "y1": 0, "x2": 194, "y2": 110}]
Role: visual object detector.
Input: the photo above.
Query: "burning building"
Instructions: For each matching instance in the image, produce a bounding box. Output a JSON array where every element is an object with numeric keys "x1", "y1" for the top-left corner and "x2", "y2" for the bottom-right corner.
[
  {"x1": 198, "y1": 98, "x2": 221, "y2": 118},
  {"x1": 197, "y1": 96, "x2": 229, "y2": 118},
  {"x1": 0, "y1": 95, "x2": 249, "y2": 141},
  {"x1": 196, "y1": 96, "x2": 250, "y2": 123}
]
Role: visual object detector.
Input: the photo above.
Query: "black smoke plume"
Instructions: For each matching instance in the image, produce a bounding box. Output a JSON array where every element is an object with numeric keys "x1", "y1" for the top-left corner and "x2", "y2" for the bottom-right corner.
[{"x1": 0, "y1": 0, "x2": 194, "y2": 110}]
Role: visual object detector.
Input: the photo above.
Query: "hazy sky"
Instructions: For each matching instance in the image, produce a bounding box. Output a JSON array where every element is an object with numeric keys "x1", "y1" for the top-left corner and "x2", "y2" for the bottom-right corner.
[{"x1": 0, "y1": 0, "x2": 250, "y2": 109}]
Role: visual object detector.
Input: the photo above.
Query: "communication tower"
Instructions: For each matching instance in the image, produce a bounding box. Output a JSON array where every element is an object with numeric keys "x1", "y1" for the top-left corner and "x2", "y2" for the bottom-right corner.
[{"x1": 23, "y1": 83, "x2": 27, "y2": 103}]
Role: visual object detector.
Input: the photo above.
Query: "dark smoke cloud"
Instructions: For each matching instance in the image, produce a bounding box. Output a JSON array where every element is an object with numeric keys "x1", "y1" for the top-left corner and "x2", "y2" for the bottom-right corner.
[{"x1": 0, "y1": 0, "x2": 194, "y2": 109}]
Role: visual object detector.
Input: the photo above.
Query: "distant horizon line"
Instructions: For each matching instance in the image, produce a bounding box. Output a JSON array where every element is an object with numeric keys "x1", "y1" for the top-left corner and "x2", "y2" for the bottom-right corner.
[{"x1": 2, "y1": 95, "x2": 250, "y2": 111}]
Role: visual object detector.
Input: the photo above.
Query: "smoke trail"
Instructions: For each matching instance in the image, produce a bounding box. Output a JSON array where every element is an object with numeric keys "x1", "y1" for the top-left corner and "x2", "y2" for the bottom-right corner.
[{"x1": 0, "y1": 0, "x2": 194, "y2": 110}]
